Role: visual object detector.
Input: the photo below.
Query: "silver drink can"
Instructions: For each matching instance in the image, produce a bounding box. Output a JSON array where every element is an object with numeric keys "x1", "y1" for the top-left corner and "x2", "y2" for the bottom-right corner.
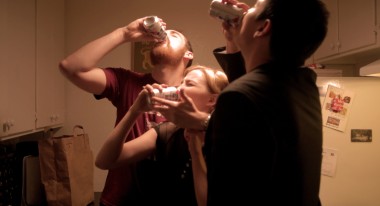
[
  {"x1": 209, "y1": 0, "x2": 244, "y2": 26},
  {"x1": 152, "y1": 87, "x2": 179, "y2": 101},
  {"x1": 143, "y1": 16, "x2": 167, "y2": 41}
]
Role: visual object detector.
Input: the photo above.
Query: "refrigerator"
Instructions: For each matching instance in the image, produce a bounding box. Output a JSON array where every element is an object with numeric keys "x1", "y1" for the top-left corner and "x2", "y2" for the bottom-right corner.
[{"x1": 316, "y1": 77, "x2": 380, "y2": 206}]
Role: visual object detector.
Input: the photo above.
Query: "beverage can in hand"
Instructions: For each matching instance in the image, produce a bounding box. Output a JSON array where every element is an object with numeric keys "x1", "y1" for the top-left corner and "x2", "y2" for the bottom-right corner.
[
  {"x1": 152, "y1": 87, "x2": 180, "y2": 101},
  {"x1": 143, "y1": 16, "x2": 167, "y2": 41},
  {"x1": 209, "y1": 0, "x2": 244, "y2": 26}
]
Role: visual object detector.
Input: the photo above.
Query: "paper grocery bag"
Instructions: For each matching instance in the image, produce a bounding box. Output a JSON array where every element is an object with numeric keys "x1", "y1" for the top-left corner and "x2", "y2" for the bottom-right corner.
[{"x1": 38, "y1": 125, "x2": 94, "y2": 206}]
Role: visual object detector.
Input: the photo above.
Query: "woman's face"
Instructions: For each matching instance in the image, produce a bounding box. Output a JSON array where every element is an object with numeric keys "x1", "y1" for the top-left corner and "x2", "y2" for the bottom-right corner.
[{"x1": 178, "y1": 69, "x2": 213, "y2": 113}]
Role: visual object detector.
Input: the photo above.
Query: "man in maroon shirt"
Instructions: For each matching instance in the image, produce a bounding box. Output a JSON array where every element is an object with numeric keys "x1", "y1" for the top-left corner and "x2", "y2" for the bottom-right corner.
[{"x1": 59, "y1": 16, "x2": 193, "y2": 206}]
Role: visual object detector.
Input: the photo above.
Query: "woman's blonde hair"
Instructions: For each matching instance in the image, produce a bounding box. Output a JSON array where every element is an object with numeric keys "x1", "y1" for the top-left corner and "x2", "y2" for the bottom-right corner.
[{"x1": 183, "y1": 65, "x2": 229, "y2": 94}]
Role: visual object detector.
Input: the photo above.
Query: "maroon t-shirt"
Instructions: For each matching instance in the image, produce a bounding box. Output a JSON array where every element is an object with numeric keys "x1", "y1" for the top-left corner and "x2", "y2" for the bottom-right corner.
[{"x1": 96, "y1": 68, "x2": 166, "y2": 206}]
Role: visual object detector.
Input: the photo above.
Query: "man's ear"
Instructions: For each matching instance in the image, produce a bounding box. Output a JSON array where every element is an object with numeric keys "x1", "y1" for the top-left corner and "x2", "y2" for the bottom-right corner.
[
  {"x1": 184, "y1": 51, "x2": 194, "y2": 60},
  {"x1": 254, "y1": 19, "x2": 271, "y2": 37}
]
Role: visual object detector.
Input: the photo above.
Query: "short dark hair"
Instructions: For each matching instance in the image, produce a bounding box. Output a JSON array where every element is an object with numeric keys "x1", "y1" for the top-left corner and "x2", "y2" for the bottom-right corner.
[{"x1": 257, "y1": 0, "x2": 329, "y2": 67}]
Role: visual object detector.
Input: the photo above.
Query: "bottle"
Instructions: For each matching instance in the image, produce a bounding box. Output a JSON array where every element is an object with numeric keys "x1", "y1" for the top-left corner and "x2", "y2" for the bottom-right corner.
[
  {"x1": 143, "y1": 16, "x2": 167, "y2": 41},
  {"x1": 209, "y1": 0, "x2": 244, "y2": 26}
]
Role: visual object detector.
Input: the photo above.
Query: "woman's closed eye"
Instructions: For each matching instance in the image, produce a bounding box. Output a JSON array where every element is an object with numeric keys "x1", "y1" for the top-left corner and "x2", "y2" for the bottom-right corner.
[
  {"x1": 186, "y1": 82, "x2": 195, "y2": 87},
  {"x1": 184, "y1": 80, "x2": 196, "y2": 87}
]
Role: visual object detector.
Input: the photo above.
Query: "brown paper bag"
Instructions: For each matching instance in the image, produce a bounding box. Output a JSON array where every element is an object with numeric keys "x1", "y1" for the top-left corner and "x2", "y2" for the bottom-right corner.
[{"x1": 38, "y1": 125, "x2": 94, "y2": 206}]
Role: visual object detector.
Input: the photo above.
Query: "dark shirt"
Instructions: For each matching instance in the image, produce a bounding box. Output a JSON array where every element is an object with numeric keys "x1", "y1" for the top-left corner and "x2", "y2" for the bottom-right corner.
[
  {"x1": 213, "y1": 47, "x2": 246, "y2": 82},
  {"x1": 150, "y1": 122, "x2": 197, "y2": 206},
  {"x1": 206, "y1": 51, "x2": 323, "y2": 206}
]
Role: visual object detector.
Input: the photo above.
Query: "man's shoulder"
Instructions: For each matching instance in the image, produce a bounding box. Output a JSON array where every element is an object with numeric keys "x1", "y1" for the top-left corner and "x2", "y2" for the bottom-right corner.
[
  {"x1": 223, "y1": 71, "x2": 265, "y2": 93},
  {"x1": 104, "y1": 67, "x2": 152, "y2": 80},
  {"x1": 104, "y1": 67, "x2": 138, "y2": 75}
]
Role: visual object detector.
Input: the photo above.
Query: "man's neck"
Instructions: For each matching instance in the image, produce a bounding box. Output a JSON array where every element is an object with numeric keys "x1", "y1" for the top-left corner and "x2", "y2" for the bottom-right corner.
[{"x1": 151, "y1": 65, "x2": 184, "y2": 86}]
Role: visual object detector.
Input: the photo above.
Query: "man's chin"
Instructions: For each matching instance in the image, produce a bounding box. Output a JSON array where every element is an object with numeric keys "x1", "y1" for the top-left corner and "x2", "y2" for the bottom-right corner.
[{"x1": 153, "y1": 40, "x2": 166, "y2": 47}]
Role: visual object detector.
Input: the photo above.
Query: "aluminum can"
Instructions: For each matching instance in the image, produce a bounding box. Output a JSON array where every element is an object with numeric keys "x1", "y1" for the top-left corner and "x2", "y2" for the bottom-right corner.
[
  {"x1": 143, "y1": 16, "x2": 167, "y2": 40},
  {"x1": 209, "y1": 0, "x2": 244, "y2": 26},
  {"x1": 152, "y1": 87, "x2": 180, "y2": 101}
]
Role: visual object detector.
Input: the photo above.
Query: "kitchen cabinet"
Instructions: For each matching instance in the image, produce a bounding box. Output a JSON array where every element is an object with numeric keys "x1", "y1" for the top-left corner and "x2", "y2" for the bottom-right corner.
[
  {"x1": 35, "y1": 0, "x2": 65, "y2": 129},
  {"x1": 0, "y1": 0, "x2": 65, "y2": 139},
  {"x1": 314, "y1": 0, "x2": 376, "y2": 61},
  {"x1": 0, "y1": 0, "x2": 36, "y2": 138}
]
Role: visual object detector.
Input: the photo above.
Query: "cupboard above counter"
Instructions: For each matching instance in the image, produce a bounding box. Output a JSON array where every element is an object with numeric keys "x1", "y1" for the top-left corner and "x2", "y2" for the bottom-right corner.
[
  {"x1": 0, "y1": 0, "x2": 36, "y2": 139},
  {"x1": 0, "y1": 0, "x2": 65, "y2": 140},
  {"x1": 313, "y1": 0, "x2": 380, "y2": 66}
]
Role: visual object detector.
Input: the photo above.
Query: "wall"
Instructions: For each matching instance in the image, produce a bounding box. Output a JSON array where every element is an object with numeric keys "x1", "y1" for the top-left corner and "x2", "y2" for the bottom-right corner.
[{"x1": 62, "y1": 0, "x2": 255, "y2": 192}]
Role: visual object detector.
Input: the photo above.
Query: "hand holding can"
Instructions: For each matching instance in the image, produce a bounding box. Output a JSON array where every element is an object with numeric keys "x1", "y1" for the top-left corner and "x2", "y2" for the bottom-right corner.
[
  {"x1": 209, "y1": 0, "x2": 244, "y2": 26},
  {"x1": 143, "y1": 16, "x2": 167, "y2": 41}
]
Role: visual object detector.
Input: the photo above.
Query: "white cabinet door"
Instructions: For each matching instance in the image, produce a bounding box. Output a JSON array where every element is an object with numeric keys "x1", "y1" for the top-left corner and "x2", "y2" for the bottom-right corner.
[
  {"x1": 338, "y1": 0, "x2": 376, "y2": 53},
  {"x1": 378, "y1": 0, "x2": 380, "y2": 33},
  {"x1": 35, "y1": 0, "x2": 65, "y2": 128},
  {"x1": 0, "y1": 0, "x2": 36, "y2": 137},
  {"x1": 314, "y1": 0, "x2": 339, "y2": 59},
  {"x1": 314, "y1": 0, "x2": 376, "y2": 61}
]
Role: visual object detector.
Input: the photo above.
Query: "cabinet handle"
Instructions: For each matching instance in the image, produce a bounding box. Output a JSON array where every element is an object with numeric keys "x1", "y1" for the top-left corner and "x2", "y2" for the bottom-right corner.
[
  {"x1": 50, "y1": 114, "x2": 60, "y2": 122},
  {"x1": 8, "y1": 120, "x2": 14, "y2": 127},
  {"x1": 3, "y1": 120, "x2": 15, "y2": 132},
  {"x1": 336, "y1": 42, "x2": 341, "y2": 49},
  {"x1": 330, "y1": 43, "x2": 335, "y2": 50}
]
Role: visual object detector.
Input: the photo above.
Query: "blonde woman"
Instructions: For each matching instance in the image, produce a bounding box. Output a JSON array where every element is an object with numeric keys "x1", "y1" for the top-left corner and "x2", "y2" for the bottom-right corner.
[{"x1": 95, "y1": 65, "x2": 228, "y2": 206}]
